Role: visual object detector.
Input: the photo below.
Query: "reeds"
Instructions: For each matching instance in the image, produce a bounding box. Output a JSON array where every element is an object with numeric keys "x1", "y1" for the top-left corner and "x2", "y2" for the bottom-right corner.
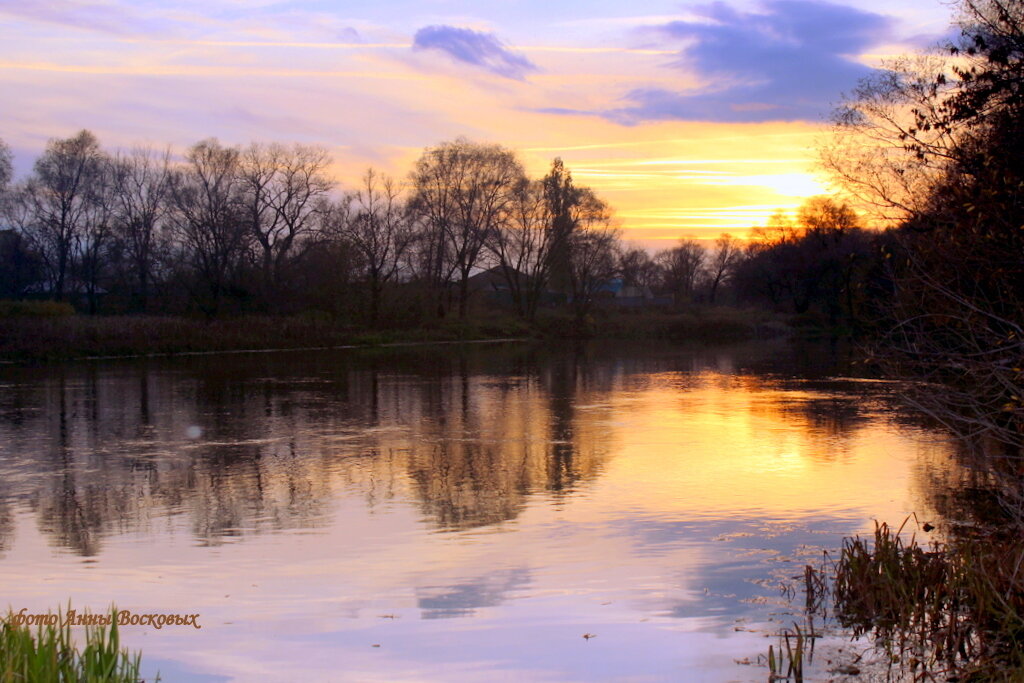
[
  {"x1": 0, "y1": 606, "x2": 151, "y2": 682},
  {"x1": 766, "y1": 622, "x2": 810, "y2": 682},
  {"x1": 832, "y1": 519, "x2": 1024, "y2": 680}
]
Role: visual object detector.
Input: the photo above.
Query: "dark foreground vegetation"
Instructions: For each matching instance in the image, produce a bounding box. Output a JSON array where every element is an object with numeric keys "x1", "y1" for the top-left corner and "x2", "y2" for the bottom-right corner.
[
  {"x1": 795, "y1": 0, "x2": 1024, "y2": 679},
  {"x1": 771, "y1": 515, "x2": 1024, "y2": 681},
  {"x1": 835, "y1": 520, "x2": 1024, "y2": 679}
]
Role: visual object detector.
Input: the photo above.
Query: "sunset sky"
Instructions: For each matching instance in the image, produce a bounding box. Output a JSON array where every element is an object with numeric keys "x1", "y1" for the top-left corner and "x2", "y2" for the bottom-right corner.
[{"x1": 1, "y1": 0, "x2": 952, "y2": 245}]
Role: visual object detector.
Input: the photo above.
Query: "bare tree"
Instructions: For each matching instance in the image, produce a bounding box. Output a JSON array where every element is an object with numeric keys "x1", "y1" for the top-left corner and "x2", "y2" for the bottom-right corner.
[
  {"x1": 656, "y1": 239, "x2": 706, "y2": 305},
  {"x1": 110, "y1": 147, "x2": 171, "y2": 311},
  {"x1": 169, "y1": 139, "x2": 248, "y2": 315},
  {"x1": 618, "y1": 247, "x2": 659, "y2": 292},
  {"x1": 0, "y1": 138, "x2": 11, "y2": 196},
  {"x1": 238, "y1": 143, "x2": 333, "y2": 310},
  {"x1": 486, "y1": 179, "x2": 560, "y2": 319},
  {"x1": 19, "y1": 130, "x2": 107, "y2": 301},
  {"x1": 343, "y1": 168, "x2": 414, "y2": 324},
  {"x1": 0, "y1": 143, "x2": 44, "y2": 298},
  {"x1": 74, "y1": 162, "x2": 114, "y2": 313},
  {"x1": 411, "y1": 139, "x2": 526, "y2": 318},
  {"x1": 566, "y1": 190, "x2": 620, "y2": 321},
  {"x1": 706, "y1": 233, "x2": 741, "y2": 304}
]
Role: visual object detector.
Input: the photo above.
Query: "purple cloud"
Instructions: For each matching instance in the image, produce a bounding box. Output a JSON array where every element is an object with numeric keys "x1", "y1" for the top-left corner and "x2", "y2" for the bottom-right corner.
[
  {"x1": 413, "y1": 25, "x2": 537, "y2": 80},
  {"x1": 581, "y1": 0, "x2": 896, "y2": 124}
]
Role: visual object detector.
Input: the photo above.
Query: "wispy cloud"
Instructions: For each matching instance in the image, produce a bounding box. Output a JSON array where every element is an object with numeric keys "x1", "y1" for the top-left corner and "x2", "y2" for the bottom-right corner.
[
  {"x1": 412, "y1": 25, "x2": 537, "y2": 80},
  {"x1": 0, "y1": 0, "x2": 173, "y2": 35}
]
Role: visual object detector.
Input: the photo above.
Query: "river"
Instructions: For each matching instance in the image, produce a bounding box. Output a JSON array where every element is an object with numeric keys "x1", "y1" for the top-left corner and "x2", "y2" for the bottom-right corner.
[{"x1": 0, "y1": 340, "x2": 955, "y2": 681}]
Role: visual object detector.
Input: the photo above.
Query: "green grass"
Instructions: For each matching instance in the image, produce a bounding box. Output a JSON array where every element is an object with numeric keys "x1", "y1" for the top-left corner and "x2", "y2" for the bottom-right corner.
[{"x1": 0, "y1": 606, "x2": 152, "y2": 682}]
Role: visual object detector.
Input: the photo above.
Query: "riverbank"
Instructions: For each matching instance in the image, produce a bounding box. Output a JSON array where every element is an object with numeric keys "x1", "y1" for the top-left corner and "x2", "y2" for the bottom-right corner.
[{"x1": 0, "y1": 307, "x2": 794, "y2": 363}]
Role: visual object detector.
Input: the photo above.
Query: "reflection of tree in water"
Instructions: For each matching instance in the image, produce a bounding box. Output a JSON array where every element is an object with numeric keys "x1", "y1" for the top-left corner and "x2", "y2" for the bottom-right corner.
[
  {"x1": 0, "y1": 499, "x2": 13, "y2": 554},
  {"x1": 910, "y1": 435, "x2": 1023, "y2": 536},
  {"x1": 0, "y1": 341, "x2": 892, "y2": 555},
  {"x1": 0, "y1": 346, "x2": 602, "y2": 551},
  {"x1": 543, "y1": 343, "x2": 614, "y2": 494},
  {"x1": 729, "y1": 373, "x2": 906, "y2": 464},
  {"x1": 0, "y1": 362, "x2": 354, "y2": 555},
  {"x1": 403, "y1": 344, "x2": 614, "y2": 531}
]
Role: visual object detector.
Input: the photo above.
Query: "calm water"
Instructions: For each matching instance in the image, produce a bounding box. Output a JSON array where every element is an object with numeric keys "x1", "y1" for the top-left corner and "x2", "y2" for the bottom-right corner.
[{"x1": 0, "y1": 341, "x2": 955, "y2": 682}]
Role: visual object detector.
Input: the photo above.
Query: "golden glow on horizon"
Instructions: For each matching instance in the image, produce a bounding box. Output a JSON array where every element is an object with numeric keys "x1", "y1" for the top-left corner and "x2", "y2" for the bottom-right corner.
[{"x1": 3, "y1": 33, "x2": 834, "y2": 246}]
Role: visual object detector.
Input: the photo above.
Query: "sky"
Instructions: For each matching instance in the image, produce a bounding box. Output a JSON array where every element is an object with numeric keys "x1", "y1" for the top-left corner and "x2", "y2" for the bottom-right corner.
[{"x1": 0, "y1": 0, "x2": 953, "y2": 246}]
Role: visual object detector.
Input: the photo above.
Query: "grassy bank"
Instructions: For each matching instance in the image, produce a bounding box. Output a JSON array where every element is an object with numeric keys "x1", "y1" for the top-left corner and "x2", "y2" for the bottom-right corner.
[{"x1": 0, "y1": 306, "x2": 793, "y2": 363}]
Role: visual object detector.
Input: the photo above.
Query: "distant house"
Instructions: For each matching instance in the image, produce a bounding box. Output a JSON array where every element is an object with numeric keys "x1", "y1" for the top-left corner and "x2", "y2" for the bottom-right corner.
[
  {"x1": 594, "y1": 278, "x2": 662, "y2": 308},
  {"x1": 466, "y1": 265, "x2": 564, "y2": 310},
  {"x1": 467, "y1": 265, "x2": 525, "y2": 292}
]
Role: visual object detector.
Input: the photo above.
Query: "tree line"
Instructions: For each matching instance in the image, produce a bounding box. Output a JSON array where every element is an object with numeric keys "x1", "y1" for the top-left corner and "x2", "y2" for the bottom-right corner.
[
  {"x1": 0, "y1": 134, "x2": 608, "y2": 321},
  {"x1": 0, "y1": 129, "x2": 893, "y2": 327},
  {"x1": 820, "y1": 0, "x2": 1024, "y2": 453}
]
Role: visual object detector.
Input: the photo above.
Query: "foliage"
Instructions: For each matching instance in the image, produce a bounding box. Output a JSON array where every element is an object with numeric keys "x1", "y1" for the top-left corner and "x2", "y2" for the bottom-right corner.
[
  {"x1": 824, "y1": 0, "x2": 1024, "y2": 452},
  {"x1": 732, "y1": 197, "x2": 874, "y2": 327}
]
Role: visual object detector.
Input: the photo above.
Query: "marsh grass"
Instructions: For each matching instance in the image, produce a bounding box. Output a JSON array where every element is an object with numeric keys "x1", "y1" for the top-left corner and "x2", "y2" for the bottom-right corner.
[
  {"x1": 766, "y1": 622, "x2": 812, "y2": 682},
  {"x1": 828, "y1": 518, "x2": 1024, "y2": 680},
  {"x1": 0, "y1": 606, "x2": 150, "y2": 682},
  {"x1": 761, "y1": 514, "x2": 1024, "y2": 680}
]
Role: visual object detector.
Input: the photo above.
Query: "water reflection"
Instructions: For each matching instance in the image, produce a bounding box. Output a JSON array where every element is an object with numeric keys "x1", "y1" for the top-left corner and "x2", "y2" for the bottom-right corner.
[
  {"x1": 1, "y1": 344, "x2": 626, "y2": 554},
  {"x1": 0, "y1": 341, "x2": 958, "y2": 682},
  {"x1": 416, "y1": 567, "x2": 531, "y2": 619}
]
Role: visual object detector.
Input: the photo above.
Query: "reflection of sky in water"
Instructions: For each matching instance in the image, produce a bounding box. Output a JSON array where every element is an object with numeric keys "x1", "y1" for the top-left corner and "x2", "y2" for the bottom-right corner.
[{"x1": 0, "y1": 341, "x2": 953, "y2": 681}]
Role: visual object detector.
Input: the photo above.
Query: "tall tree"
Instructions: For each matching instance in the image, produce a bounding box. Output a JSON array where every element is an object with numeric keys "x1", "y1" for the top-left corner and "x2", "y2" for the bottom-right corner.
[
  {"x1": 344, "y1": 169, "x2": 414, "y2": 324},
  {"x1": 73, "y1": 161, "x2": 113, "y2": 313},
  {"x1": 541, "y1": 157, "x2": 580, "y2": 295},
  {"x1": 169, "y1": 139, "x2": 248, "y2": 315},
  {"x1": 565, "y1": 190, "x2": 619, "y2": 321},
  {"x1": 486, "y1": 179, "x2": 561, "y2": 319},
  {"x1": 656, "y1": 239, "x2": 706, "y2": 305},
  {"x1": 19, "y1": 130, "x2": 107, "y2": 301},
  {"x1": 238, "y1": 143, "x2": 333, "y2": 310},
  {"x1": 410, "y1": 139, "x2": 526, "y2": 318},
  {"x1": 618, "y1": 248, "x2": 659, "y2": 293},
  {"x1": 706, "y1": 233, "x2": 741, "y2": 304},
  {"x1": 110, "y1": 147, "x2": 170, "y2": 311}
]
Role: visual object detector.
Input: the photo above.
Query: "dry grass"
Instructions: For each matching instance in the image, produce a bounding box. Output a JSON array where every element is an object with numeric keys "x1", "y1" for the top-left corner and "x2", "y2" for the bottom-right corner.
[{"x1": 832, "y1": 519, "x2": 1024, "y2": 680}]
